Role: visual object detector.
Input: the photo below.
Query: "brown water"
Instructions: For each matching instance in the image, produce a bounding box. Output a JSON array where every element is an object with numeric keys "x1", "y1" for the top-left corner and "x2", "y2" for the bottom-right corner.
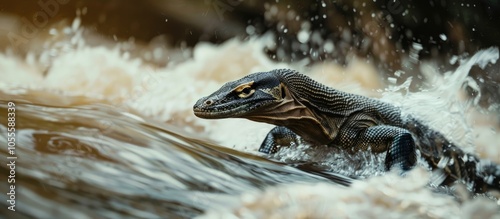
[
  {"x1": 1, "y1": 17, "x2": 500, "y2": 219},
  {"x1": 0, "y1": 92, "x2": 353, "y2": 218}
]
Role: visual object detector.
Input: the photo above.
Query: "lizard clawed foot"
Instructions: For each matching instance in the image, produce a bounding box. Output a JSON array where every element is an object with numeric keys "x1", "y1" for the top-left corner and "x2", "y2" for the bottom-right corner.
[
  {"x1": 258, "y1": 126, "x2": 299, "y2": 154},
  {"x1": 384, "y1": 132, "x2": 417, "y2": 171}
]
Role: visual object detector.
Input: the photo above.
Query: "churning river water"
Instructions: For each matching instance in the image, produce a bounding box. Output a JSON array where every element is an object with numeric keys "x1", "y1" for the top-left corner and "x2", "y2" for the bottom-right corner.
[{"x1": 1, "y1": 20, "x2": 500, "y2": 218}]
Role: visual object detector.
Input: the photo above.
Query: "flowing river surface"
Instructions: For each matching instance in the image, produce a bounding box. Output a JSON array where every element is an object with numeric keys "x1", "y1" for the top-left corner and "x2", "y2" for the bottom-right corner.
[{"x1": 1, "y1": 21, "x2": 500, "y2": 218}]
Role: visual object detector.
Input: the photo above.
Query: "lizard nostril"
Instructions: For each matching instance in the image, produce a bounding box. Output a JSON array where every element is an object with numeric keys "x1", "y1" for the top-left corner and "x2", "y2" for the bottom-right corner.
[{"x1": 205, "y1": 100, "x2": 213, "y2": 105}]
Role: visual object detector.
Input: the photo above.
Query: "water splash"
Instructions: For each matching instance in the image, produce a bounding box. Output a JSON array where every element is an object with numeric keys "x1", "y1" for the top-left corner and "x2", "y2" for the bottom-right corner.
[
  {"x1": 255, "y1": 47, "x2": 500, "y2": 180},
  {"x1": 1, "y1": 15, "x2": 499, "y2": 218},
  {"x1": 382, "y1": 47, "x2": 499, "y2": 153},
  {"x1": 270, "y1": 143, "x2": 386, "y2": 178},
  {"x1": 200, "y1": 168, "x2": 489, "y2": 219}
]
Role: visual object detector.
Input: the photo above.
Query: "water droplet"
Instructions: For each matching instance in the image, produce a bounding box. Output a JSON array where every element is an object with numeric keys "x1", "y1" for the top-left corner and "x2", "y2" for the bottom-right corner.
[
  {"x1": 439, "y1": 34, "x2": 447, "y2": 41},
  {"x1": 49, "y1": 28, "x2": 58, "y2": 35},
  {"x1": 297, "y1": 30, "x2": 310, "y2": 43},
  {"x1": 246, "y1": 25, "x2": 256, "y2": 35},
  {"x1": 412, "y1": 43, "x2": 423, "y2": 51},
  {"x1": 388, "y1": 77, "x2": 397, "y2": 84},
  {"x1": 323, "y1": 41, "x2": 334, "y2": 53}
]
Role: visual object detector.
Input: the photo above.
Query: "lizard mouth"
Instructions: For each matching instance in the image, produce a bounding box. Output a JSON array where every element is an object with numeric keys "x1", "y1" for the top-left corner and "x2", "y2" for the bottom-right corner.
[{"x1": 193, "y1": 101, "x2": 273, "y2": 119}]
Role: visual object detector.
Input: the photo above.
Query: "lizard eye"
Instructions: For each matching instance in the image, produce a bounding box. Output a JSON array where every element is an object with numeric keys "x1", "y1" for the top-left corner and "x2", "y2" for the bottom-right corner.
[
  {"x1": 237, "y1": 87, "x2": 255, "y2": 98},
  {"x1": 233, "y1": 81, "x2": 256, "y2": 98},
  {"x1": 241, "y1": 87, "x2": 252, "y2": 94}
]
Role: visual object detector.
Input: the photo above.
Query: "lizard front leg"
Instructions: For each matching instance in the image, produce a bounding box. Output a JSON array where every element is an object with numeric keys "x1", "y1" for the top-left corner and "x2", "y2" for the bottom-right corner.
[
  {"x1": 258, "y1": 126, "x2": 299, "y2": 154},
  {"x1": 352, "y1": 125, "x2": 417, "y2": 171}
]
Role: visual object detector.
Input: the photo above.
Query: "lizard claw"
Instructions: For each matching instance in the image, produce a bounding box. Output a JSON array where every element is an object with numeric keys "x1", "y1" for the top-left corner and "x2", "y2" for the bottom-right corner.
[{"x1": 258, "y1": 126, "x2": 298, "y2": 154}]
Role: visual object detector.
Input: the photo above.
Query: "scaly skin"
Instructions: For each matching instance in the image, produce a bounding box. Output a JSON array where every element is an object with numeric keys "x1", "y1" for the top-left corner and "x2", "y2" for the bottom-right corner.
[{"x1": 193, "y1": 69, "x2": 500, "y2": 193}]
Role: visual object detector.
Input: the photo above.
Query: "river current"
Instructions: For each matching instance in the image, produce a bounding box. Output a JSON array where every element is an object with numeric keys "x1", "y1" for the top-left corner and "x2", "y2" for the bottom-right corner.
[{"x1": 0, "y1": 20, "x2": 499, "y2": 218}]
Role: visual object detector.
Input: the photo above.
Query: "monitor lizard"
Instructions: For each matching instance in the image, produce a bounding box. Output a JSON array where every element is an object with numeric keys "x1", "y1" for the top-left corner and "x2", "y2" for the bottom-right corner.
[{"x1": 193, "y1": 69, "x2": 500, "y2": 193}]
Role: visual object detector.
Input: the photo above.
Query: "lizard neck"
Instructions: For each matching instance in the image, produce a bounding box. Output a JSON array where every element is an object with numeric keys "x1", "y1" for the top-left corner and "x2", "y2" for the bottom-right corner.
[
  {"x1": 248, "y1": 70, "x2": 367, "y2": 145},
  {"x1": 246, "y1": 87, "x2": 337, "y2": 145}
]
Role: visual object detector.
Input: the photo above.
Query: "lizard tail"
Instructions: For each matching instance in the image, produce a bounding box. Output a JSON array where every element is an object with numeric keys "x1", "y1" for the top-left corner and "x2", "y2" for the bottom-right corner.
[{"x1": 405, "y1": 118, "x2": 500, "y2": 193}]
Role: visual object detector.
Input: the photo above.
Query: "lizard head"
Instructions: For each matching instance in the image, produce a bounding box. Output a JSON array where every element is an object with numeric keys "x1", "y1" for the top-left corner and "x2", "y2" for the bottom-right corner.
[{"x1": 193, "y1": 70, "x2": 291, "y2": 119}]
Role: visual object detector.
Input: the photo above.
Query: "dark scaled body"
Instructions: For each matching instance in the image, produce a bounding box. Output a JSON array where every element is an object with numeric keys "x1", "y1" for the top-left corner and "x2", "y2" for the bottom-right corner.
[{"x1": 193, "y1": 69, "x2": 500, "y2": 193}]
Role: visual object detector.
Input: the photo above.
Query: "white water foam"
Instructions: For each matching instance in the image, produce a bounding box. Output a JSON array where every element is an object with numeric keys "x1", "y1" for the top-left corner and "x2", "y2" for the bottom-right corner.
[
  {"x1": 1, "y1": 19, "x2": 499, "y2": 218},
  {"x1": 200, "y1": 168, "x2": 499, "y2": 219}
]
